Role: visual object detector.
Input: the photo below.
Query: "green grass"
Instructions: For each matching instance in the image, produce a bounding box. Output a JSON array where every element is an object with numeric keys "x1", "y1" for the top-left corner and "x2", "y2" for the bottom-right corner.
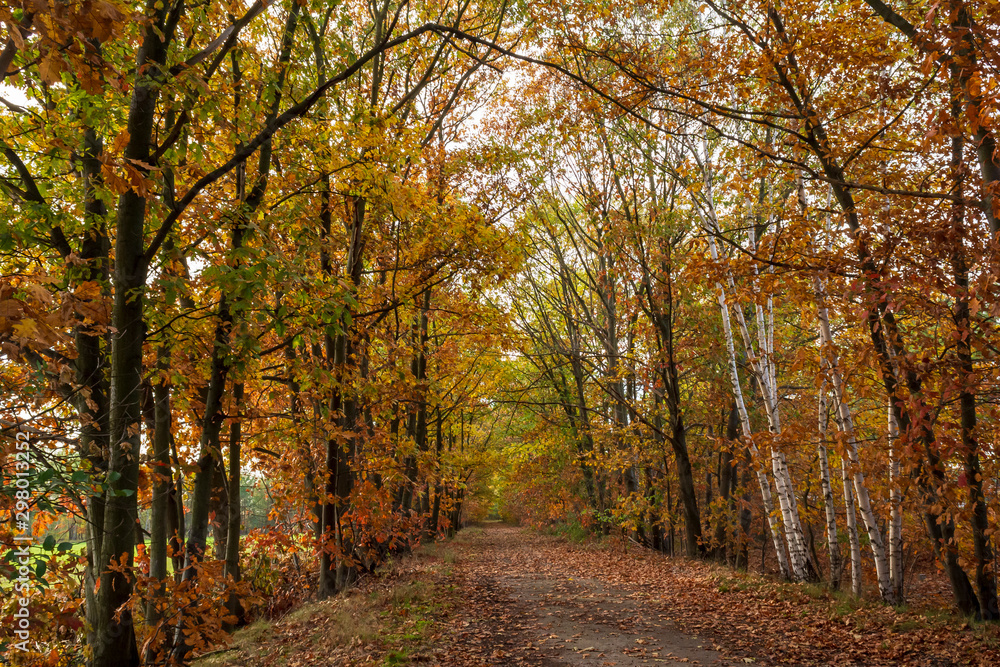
[
  {"x1": 1, "y1": 534, "x2": 219, "y2": 590},
  {"x1": 1, "y1": 540, "x2": 87, "y2": 591},
  {"x1": 15, "y1": 540, "x2": 87, "y2": 557},
  {"x1": 714, "y1": 572, "x2": 760, "y2": 594},
  {"x1": 543, "y1": 521, "x2": 590, "y2": 543},
  {"x1": 375, "y1": 579, "x2": 443, "y2": 666},
  {"x1": 383, "y1": 650, "x2": 408, "y2": 665}
]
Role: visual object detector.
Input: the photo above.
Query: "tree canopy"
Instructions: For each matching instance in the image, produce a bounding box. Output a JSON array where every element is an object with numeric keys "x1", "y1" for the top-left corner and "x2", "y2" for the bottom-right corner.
[{"x1": 2, "y1": 0, "x2": 1000, "y2": 664}]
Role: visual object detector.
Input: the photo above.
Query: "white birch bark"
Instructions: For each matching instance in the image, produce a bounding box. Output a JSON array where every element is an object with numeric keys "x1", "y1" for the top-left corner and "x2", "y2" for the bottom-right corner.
[
  {"x1": 693, "y1": 132, "x2": 813, "y2": 580},
  {"x1": 694, "y1": 134, "x2": 810, "y2": 582},
  {"x1": 814, "y1": 265, "x2": 893, "y2": 601},
  {"x1": 841, "y1": 456, "x2": 863, "y2": 597},
  {"x1": 747, "y1": 226, "x2": 811, "y2": 583},
  {"x1": 878, "y1": 126, "x2": 905, "y2": 604},
  {"x1": 807, "y1": 184, "x2": 894, "y2": 601},
  {"x1": 818, "y1": 380, "x2": 842, "y2": 588},
  {"x1": 710, "y1": 238, "x2": 790, "y2": 580}
]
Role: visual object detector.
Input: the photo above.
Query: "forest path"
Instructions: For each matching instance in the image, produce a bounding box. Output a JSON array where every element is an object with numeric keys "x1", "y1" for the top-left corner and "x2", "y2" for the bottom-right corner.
[
  {"x1": 437, "y1": 524, "x2": 738, "y2": 666},
  {"x1": 196, "y1": 524, "x2": 999, "y2": 666}
]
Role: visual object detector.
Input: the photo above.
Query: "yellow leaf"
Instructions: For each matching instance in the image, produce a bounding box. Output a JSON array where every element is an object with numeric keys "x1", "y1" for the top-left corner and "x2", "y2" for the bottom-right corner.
[{"x1": 13, "y1": 318, "x2": 38, "y2": 339}]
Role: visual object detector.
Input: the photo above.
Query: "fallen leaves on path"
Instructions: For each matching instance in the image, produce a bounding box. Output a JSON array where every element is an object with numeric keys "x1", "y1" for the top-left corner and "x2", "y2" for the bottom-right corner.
[
  {"x1": 434, "y1": 525, "x2": 1000, "y2": 666},
  {"x1": 196, "y1": 524, "x2": 1000, "y2": 666}
]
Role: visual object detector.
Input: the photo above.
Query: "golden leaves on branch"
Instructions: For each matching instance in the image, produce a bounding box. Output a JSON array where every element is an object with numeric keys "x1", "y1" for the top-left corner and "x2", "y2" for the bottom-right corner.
[
  {"x1": 0, "y1": 275, "x2": 110, "y2": 364},
  {"x1": 0, "y1": 279, "x2": 66, "y2": 352},
  {"x1": 7, "y1": 0, "x2": 127, "y2": 92},
  {"x1": 99, "y1": 130, "x2": 158, "y2": 196}
]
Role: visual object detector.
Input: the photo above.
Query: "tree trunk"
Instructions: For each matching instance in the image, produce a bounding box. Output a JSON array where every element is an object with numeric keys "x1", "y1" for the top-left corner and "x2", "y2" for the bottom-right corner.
[
  {"x1": 842, "y1": 458, "x2": 863, "y2": 597},
  {"x1": 697, "y1": 135, "x2": 801, "y2": 580},
  {"x1": 947, "y1": 95, "x2": 999, "y2": 620},
  {"x1": 174, "y1": 13, "x2": 298, "y2": 642},
  {"x1": 814, "y1": 274, "x2": 892, "y2": 600},
  {"x1": 172, "y1": 294, "x2": 234, "y2": 658},
  {"x1": 76, "y1": 124, "x2": 111, "y2": 655},
  {"x1": 319, "y1": 190, "x2": 365, "y2": 597},
  {"x1": 211, "y1": 458, "x2": 230, "y2": 561},
  {"x1": 888, "y1": 400, "x2": 904, "y2": 603},
  {"x1": 144, "y1": 343, "x2": 172, "y2": 661},
  {"x1": 817, "y1": 383, "x2": 841, "y2": 589},
  {"x1": 705, "y1": 221, "x2": 789, "y2": 579},
  {"x1": 92, "y1": 2, "x2": 177, "y2": 659},
  {"x1": 713, "y1": 410, "x2": 736, "y2": 563},
  {"x1": 736, "y1": 456, "x2": 753, "y2": 572},
  {"x1": 225, "y1": 381, "x2": 245, "y2": 629},
  {"x1": 168, "y1": 434, "x2": 186, "y2": 580},
  {"x1": 762, "y1": 7, "x2": 977, "y2": 611}
]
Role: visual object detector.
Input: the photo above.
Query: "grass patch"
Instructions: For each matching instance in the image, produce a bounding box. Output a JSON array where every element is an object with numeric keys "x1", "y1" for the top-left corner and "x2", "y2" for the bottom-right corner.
[
  {"x1": 716, "y1": 576, "x2": 754, "y2": 594},
  {"x1": 452, "y1": 525, "x2": 483, "y2": 542},
  {"x1": 832, "y1": 595, "x2": 863, "y2": 619},
  {"x1": 383, "y1": 648, "x2": 410, "y2": 665},
  {"x1": 416, "y1": 541, "x2": 456, "y2": 564},
  {"x1": 192, "y1": 551, "x2": 453, "y2": 666},
  {"x1": 541, "y1": 521, "x2": 591, "y2": 544},
  {"x1": 375, "y1": 577, "x2": 447, "y2": 666},
  {"x1": 712, "y1": 570, "x2": 763, "y2": 595},
  {"x1": 194, "y1": 621, "x2": 273, "y2": 667},
  {"x1": 192, "y1": 531, "x2": 469, "y2": 666},
  {"x1": 800, "y1": 583, "x2": 832, "y2": 600}
]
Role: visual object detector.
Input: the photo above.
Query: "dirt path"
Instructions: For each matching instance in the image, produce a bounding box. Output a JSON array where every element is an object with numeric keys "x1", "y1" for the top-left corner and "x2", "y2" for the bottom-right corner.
[
  {"x1": 197, "y1": 523, "x2": 1000, "y2": 666},
  {"x1": 436, "y1": 525, "x2": 739, "y2": 666}
]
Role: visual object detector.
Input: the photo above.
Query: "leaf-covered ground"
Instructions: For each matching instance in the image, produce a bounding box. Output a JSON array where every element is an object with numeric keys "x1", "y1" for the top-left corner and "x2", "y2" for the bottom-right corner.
[{"x1": 195, "y1": 524, "x2": 1000, "y2": 666}]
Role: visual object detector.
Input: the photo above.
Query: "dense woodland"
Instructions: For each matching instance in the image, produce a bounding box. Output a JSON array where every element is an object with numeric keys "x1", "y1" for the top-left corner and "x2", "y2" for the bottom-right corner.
[{"x1": 2, "y1": 0, "x2": 1000, "y2": 664}]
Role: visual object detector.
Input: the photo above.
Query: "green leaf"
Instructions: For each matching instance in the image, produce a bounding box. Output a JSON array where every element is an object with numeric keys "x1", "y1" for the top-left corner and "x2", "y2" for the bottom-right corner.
[
  {"x1": 71, "y1": 470, "x2": 90, "y2": 483},
  {"x1": 43, "y1": 534, "x2": 56, "y2": 550},
  {"x1": 35, "y1": 561, "x2": 46, "y2": 578},
  {"x1": 57, "y1": 542, "x2": 73, "y2": 552}
]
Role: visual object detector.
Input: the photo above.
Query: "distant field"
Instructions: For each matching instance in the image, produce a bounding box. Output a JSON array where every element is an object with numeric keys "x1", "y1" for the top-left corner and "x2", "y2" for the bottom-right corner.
[
  {"x1": 1, "y1": 541, "x2": 86, "y2": 591},
  {"x1": 4, "y1": 539, "x2": 87, "y2": 559},
  {"x1": 1, "y1": 537, "x2": 217, "y2": 589}
]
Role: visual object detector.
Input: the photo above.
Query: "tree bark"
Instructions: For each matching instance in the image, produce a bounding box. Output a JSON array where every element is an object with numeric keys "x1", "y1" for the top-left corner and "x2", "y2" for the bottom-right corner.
[
  {"x1": 947, "y1": 89, "x2": 999, "y2": 619},
  {"x1": 92, "y1": 2, "x2": 178, "y2": 661},
  {"x1": 817, "y1": 382, "x2": 841, "y2": 590},
  {"x1": 76, "y1": 124, "x2": 111, "y2": 655},
  {"x1": 225, "y1": 381, "x2": 245, "y2": 629},
  {"x1": 697, "y1": 156, "x2": 790, "y2": 579},
  {"x1": 318, "y1": 189, "x2": 365, "y2": 597},
  {"x1": 144, "y1": 343, "x2": 172, "y2": 661}
]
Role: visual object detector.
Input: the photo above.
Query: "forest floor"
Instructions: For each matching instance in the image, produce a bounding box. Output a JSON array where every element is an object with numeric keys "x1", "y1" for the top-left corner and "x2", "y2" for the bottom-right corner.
[{"x1": 194, "y1": 524, "x2": 1000, "y2": 666}]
